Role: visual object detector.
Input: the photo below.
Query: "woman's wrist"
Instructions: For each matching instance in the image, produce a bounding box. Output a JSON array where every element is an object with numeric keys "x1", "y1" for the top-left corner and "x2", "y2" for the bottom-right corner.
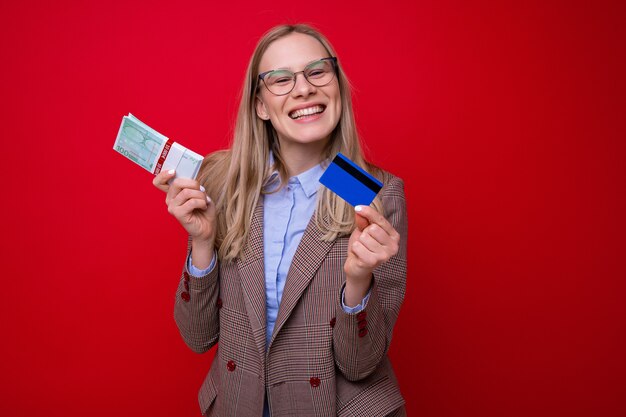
[
  {"x1": 343, "y1": 274, "x2": 373, "y2": 308},
  {"x1": 190, "y1": 238, "x2": 215, "y2": 269}
]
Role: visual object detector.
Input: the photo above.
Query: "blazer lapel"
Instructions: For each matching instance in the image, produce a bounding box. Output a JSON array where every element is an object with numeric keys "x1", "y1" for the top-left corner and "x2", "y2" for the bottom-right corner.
[
  {"x1": 237, "y1": 197, "x2": 267, "y2": 358},
  {"x1": 269, "y1": 213, "x2": 334, "y2": 349}
]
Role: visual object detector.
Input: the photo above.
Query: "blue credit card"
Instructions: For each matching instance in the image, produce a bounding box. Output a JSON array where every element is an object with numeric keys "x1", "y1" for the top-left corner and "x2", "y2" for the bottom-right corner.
[{"x1": 319, "y1": 153, "x2": 383, "y2": 206}]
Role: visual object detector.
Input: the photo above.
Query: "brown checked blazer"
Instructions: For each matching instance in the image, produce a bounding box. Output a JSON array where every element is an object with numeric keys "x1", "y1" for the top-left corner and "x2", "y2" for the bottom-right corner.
[{"x1": 174, "y1": 171, "x2": 407, "y2": 416}]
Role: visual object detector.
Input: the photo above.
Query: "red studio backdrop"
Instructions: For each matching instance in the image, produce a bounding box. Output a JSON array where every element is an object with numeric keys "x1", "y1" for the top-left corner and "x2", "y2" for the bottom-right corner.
[{"x1": 0, "y1": 1, "x2": 624, "y2": 416}]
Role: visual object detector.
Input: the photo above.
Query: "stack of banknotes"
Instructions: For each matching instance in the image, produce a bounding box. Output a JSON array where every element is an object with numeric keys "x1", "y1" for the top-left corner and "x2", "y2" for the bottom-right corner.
[{"x1": 113, "y1": 113, "x2": 203, "y2": 180}]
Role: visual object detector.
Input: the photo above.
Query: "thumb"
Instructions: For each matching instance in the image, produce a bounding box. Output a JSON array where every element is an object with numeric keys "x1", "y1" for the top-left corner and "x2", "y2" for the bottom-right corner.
[{"x1": 355, "y1": 212, "x2": 369, "y2": 231}]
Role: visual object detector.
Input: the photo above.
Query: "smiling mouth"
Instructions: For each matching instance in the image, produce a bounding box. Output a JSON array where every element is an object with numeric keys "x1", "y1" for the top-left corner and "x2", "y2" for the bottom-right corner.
[{"x1": 289, "y1": 105, "x2": 326, "y2": 120}]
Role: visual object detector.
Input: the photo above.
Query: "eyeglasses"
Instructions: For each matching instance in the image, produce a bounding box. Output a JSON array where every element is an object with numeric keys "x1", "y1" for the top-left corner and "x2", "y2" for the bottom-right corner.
[{"x1": 258, "y1": 57, "x2": 338, "y2": 96}]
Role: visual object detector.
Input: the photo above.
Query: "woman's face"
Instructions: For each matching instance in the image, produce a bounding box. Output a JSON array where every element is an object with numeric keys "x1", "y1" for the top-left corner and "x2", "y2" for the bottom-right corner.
[{"x1": 256, "y1": 33, "x2": 342, "y2": 151}]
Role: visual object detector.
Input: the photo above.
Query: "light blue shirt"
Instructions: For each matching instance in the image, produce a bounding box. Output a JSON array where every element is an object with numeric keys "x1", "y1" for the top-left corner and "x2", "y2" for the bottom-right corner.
[{"x1": 262, "y1": 165, "x2": 322, "y2": 348}]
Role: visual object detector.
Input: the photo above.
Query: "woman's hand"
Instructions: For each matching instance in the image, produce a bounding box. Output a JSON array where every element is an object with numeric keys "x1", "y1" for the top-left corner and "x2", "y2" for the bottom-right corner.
[
  {"x1": 153, "y1": 169, "x2": 216, "y2": 246},
  {"x1": 343, "y1": 205, "x2": 400, "y2": 306}
]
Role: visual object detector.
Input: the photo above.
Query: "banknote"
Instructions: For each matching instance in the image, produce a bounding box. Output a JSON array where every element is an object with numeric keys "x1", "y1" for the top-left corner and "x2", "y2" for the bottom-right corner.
[{"x1": 113, "y1": 114, "x2": 203, "y2": 180}]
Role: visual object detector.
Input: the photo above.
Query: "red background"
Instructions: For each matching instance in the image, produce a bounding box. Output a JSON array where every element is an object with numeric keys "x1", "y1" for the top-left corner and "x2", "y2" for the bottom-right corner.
[{"x1": 1, "y1": 1, "x2": 624, "y2": 416}]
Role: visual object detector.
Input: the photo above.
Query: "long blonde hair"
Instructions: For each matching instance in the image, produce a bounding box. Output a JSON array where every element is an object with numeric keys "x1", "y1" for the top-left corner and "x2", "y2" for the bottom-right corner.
[{"x1": 198, "y1": 24, "x2": 383, "y2": 262}]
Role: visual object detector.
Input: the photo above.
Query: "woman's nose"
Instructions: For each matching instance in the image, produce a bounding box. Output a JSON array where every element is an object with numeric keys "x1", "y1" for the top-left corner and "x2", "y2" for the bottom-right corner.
[{"x1": 291, "y1": 72, "x2": 316, "y2": 97}]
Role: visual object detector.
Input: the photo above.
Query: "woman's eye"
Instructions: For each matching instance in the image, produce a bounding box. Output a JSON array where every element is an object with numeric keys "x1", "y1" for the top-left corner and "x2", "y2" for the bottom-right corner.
[
  {"x1": 274, "y1": 77, "x2": 291, "y2": 84},
  {"x1": 307, "y1": 69, "x2": 325, "y2": 78},
  {"x1": 268, "y1": 73, "x2": 292, "y2": 84}
]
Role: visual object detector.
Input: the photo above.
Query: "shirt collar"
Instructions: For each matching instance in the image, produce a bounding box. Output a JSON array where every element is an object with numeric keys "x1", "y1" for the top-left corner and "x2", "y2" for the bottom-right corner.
[{"x1": 294, "y1": 162, "x2": 324, "y2": 198}]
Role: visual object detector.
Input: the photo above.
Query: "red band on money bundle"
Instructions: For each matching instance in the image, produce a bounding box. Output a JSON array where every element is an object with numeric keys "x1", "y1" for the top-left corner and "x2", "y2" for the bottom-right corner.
[{"x1": 154, "y1": 139, "x2": 174, "y2": 174}]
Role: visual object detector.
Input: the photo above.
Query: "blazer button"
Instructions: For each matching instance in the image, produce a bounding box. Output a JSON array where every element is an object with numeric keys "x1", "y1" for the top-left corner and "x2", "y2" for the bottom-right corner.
[
  {"x1": 216, "y1": 298, "x2": 223, "y2": 309},
  {"x1": 309, "y1": 377, "x2": 320, "y2": 387},
  {"x1": 356, "y1": 311, "x2": 367, "y2": 321},
  {"x1": 183, "y1": 271, "x2": 190, "y2": 282},
  {"x1": 227, "y1": 360, "x2": 236, "y2": 372},
  {"x1": 329, "y1": 317, "x2": 336, "y2": 328},
  {"x1": 358, "y1": 328, "x2": 368, "y2": 338},
  {"x1": 357, "y1": 319, "x2": 367, "y2": 329},
  {"x1": 181, "y1": 291, "x2": 190, "y2": 302}
]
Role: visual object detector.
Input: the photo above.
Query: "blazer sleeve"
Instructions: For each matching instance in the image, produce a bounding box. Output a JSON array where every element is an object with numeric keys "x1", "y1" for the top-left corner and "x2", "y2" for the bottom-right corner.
[
  {"x1": 333, "y1": 174, "x2": 408, "y2": 381},
  {"x1": 173, "y1": 237, "x2": 220, "y2": 354}
]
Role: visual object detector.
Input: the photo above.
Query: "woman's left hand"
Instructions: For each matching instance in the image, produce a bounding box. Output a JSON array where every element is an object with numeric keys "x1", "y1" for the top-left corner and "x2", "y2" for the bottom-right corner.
[{"x1": 344, "y1": 205, "x2": 400, "y2": 296}]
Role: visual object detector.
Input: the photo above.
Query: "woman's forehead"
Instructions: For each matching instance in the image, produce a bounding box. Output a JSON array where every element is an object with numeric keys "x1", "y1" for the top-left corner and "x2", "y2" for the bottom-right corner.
[{"x1": 259, "y1": 33, "x2": 328, "y2": 72}]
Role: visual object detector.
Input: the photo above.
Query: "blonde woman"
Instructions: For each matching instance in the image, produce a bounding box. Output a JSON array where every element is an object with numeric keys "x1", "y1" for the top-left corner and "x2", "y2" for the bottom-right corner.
[{"x1": 154, "y1": 24, "x2": 407, "y2": 416}]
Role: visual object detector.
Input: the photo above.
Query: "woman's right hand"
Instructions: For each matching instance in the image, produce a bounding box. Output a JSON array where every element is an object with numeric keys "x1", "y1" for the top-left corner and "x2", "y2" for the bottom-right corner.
[{"x1": 153, "y1": 169, "x2": 216, "y2": 245}]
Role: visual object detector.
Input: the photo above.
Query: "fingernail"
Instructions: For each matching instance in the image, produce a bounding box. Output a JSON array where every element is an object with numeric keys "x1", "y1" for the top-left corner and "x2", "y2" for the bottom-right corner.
[
  {"x1": 355, "y1": 205, "x2": 363, "y2": 212},
  {"x1": 206, "y1": 196, "x2": 212, "y2": 203},
  {"x1": 200, "y1": 185, "x2": 206, "y2": 193},
  {"x1": 168, "y1": 169, "x2": 175, "y2": 175}
]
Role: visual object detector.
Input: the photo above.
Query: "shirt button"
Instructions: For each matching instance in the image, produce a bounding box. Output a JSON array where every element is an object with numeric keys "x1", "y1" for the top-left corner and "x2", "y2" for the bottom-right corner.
[
  {"x1": 227, "y1": 360, "x2": 236, "y2": 372},
  {"x1": 356, "y1": 311, "x2": 367, "y2": 321},
  {"x1": 309, "y1": 377, "x2": 320, "y2": 387},
  {"x1": 184, "y1": 281, "x2": 189, "y2": 291},
  {"x1": 329, "y1": 317, "x2": 336, "y2": 328},
  {"x1": 358, "y1": 328, "x2": 368, "y2": 338},
  {"x1": 358, "y1": 320, "x2": 367, "y2": 329},
  {"x1": 181, "y1": 291, "x2": 190, "y2": 302},
  {"x1": 183, "y1": 271, "x2": 190, "y2": 282}
]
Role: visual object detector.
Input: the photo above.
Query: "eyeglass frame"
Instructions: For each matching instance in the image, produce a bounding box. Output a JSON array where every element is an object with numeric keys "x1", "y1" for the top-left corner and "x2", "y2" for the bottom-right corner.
[{"x1": 257, "y1": 57, "x2": 338, "y2": 96}]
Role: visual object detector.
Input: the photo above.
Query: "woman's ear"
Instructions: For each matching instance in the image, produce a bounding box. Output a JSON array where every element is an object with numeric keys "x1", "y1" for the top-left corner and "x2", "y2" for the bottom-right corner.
[{"x1": 255, "y1": 97, "x2": 270, "y2": 120}]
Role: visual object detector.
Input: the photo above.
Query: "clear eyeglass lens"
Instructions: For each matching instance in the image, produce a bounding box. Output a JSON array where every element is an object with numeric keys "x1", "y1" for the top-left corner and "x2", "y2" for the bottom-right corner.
[
  {"x1": 264, "y1": 70, "x2": 294, "y2": 95},
  {"x1": 264, "y1": 59, "x2": 335, "y2": 95},
  {"x1": 303, "y1": 60, "x2": 334, "y2": 85}
]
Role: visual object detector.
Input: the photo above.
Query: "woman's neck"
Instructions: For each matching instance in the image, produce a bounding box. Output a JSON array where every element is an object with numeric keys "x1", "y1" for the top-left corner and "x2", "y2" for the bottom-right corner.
[{"x1": 279, "y1": 141, "x2": 327, "y2": 177}]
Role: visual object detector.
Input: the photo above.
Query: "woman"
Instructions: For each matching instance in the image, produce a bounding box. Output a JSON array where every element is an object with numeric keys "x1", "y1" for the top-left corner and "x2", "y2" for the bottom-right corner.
[{"x1": 154, "y1": 24, "x2": 407, "y2": 416}]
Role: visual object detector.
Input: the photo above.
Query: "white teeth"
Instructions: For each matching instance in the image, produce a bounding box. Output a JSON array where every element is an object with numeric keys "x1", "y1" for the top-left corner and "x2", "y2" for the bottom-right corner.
[{"x1": 289, "y1": 105, "x2": 325, "y2": 119}]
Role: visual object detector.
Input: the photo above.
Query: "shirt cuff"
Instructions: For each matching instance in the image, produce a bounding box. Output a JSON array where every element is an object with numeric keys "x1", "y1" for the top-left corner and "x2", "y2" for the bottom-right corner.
[
  {"x1": 186, "y1": 250, "x2": 217, "y2": 277},
  {"x1": 341, "y1": 286, "x2": 371, "y2": 313}
]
